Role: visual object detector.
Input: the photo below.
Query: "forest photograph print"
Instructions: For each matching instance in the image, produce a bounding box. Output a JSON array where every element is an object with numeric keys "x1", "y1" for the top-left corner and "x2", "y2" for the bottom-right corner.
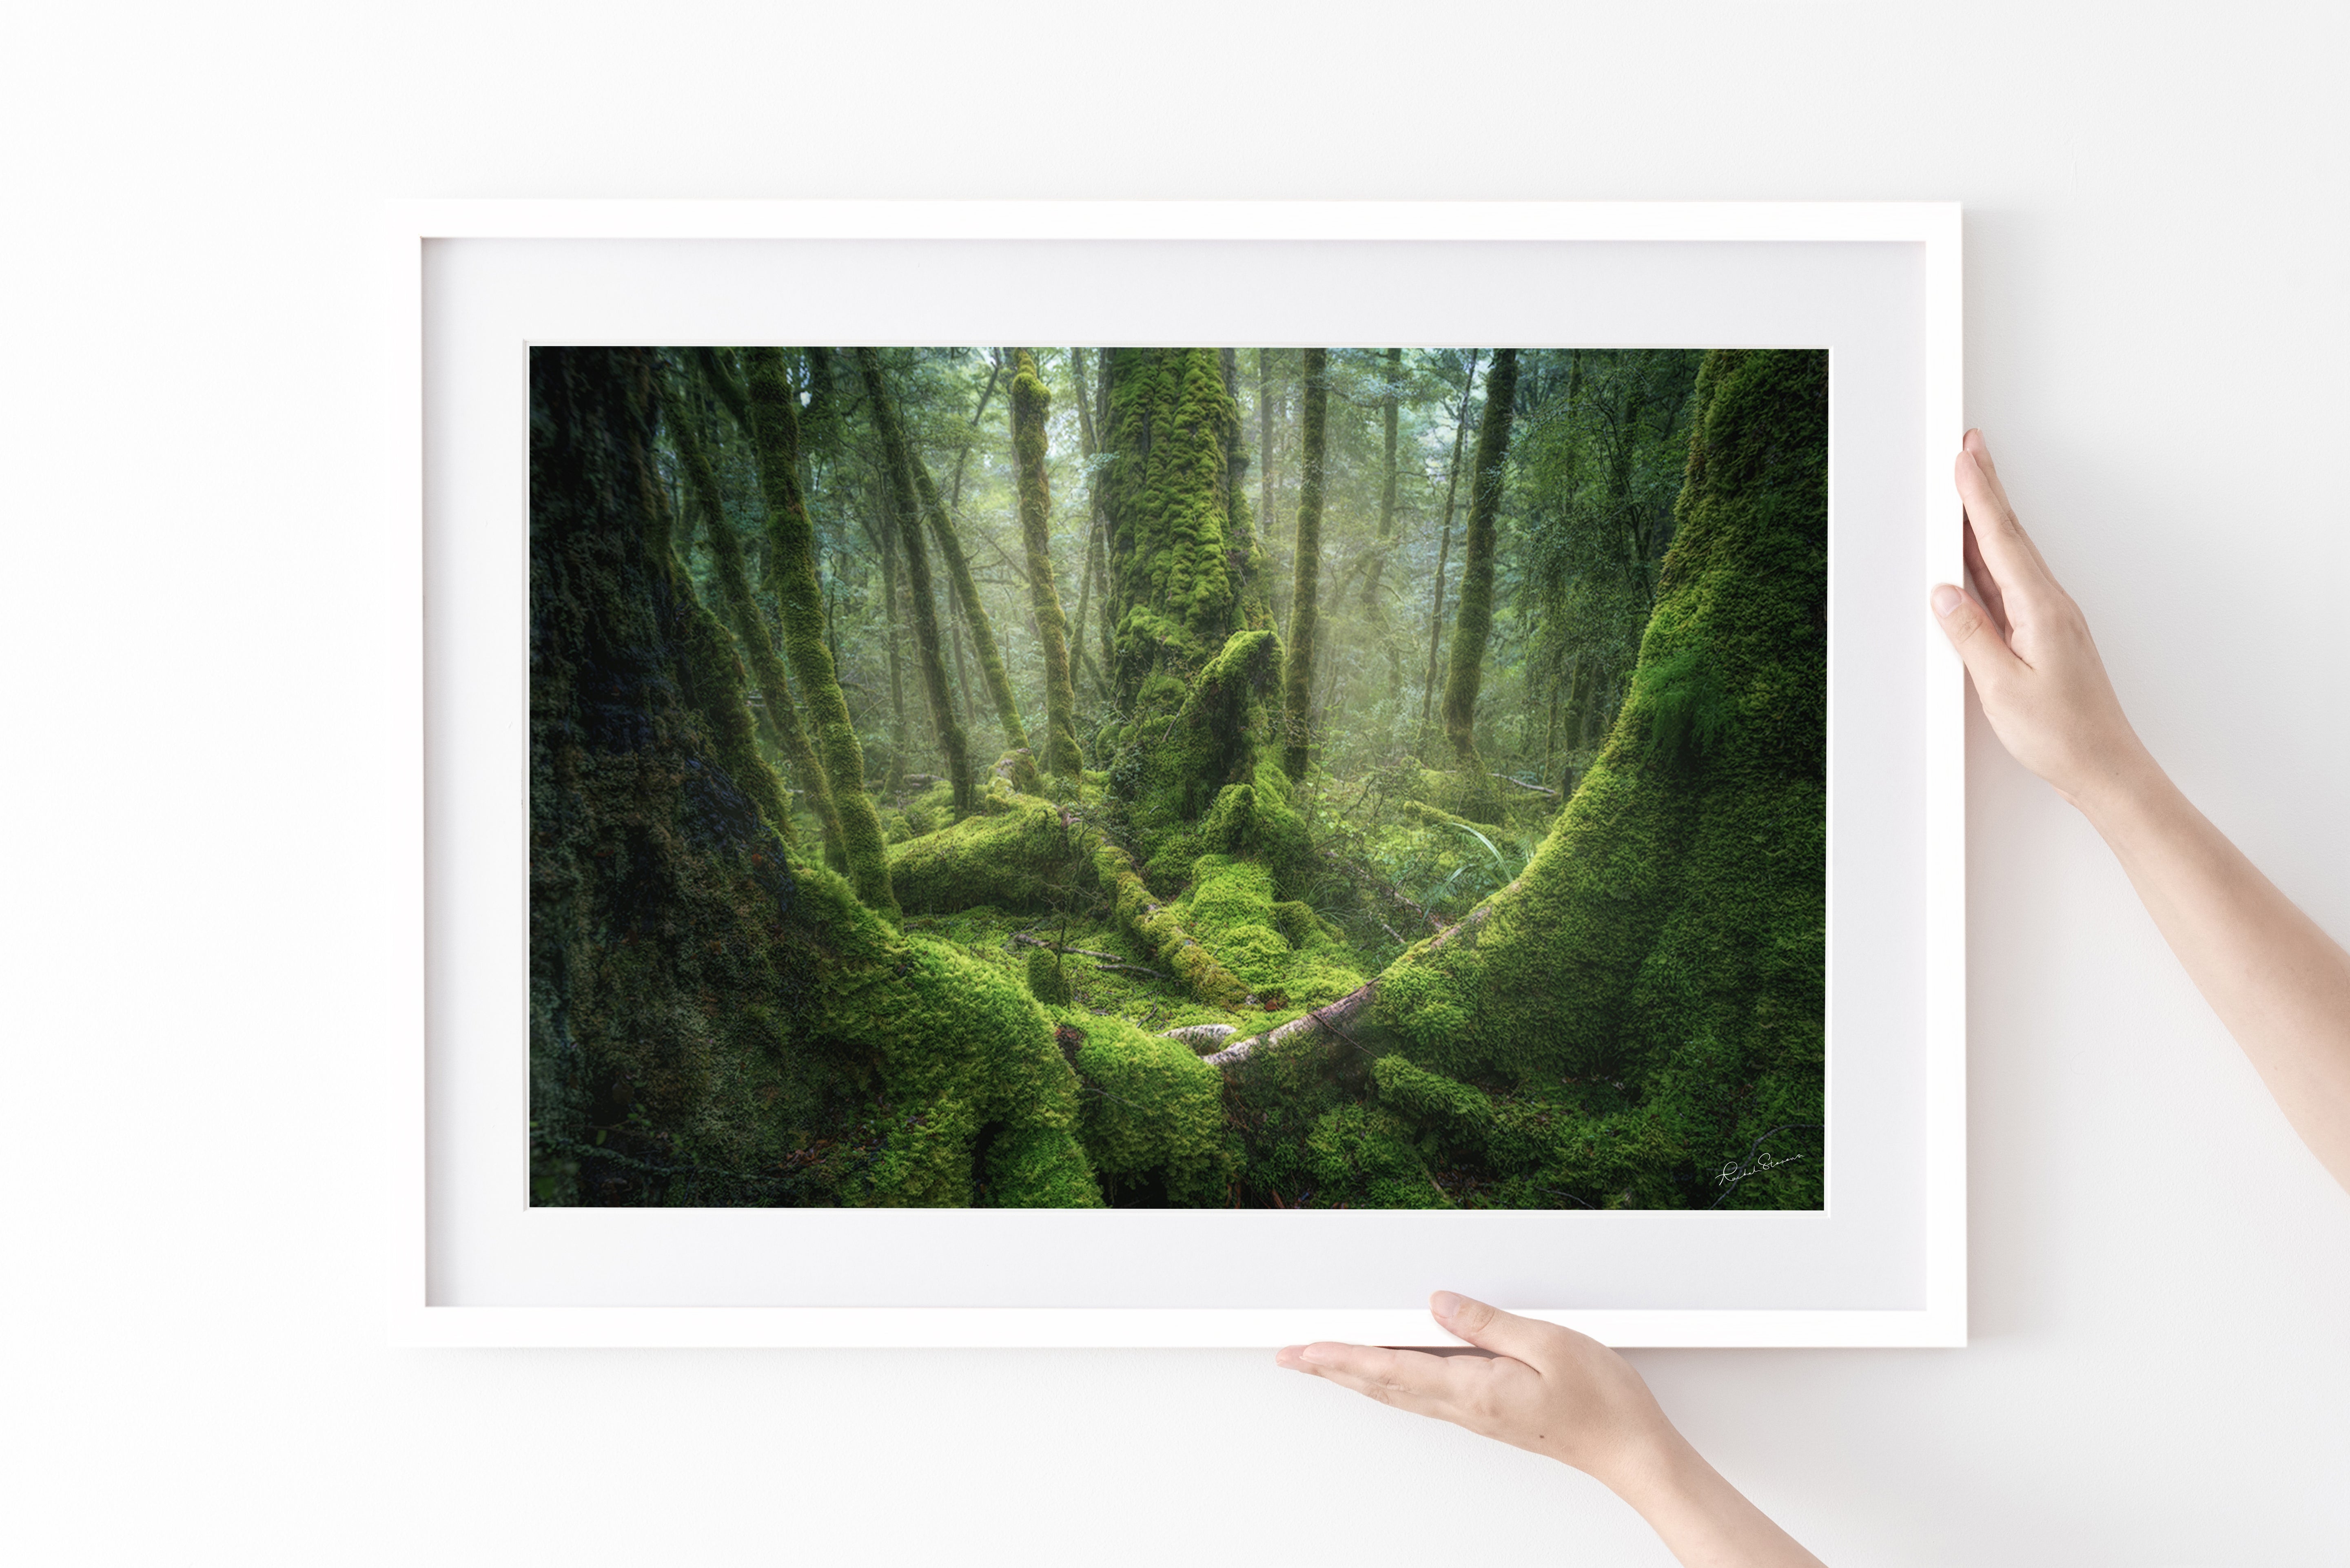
[{"x1": 529, "y1": 344, "x2": 1826, "y2": 1213}]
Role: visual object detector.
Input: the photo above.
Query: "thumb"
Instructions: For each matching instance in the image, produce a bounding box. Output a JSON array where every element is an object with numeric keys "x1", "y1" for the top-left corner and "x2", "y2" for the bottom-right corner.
[
  {"x1": 1931, "y1": 583, "x2": 2022, "y2": 690},
  {"x1": 1431, "y1": 1291, "x2": 1555, "y2": 1364}
]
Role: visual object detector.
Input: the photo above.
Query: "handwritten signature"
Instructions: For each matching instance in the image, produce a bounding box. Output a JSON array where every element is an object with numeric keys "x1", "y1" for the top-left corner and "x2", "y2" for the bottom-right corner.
[{"x1": 1715, "y1": 1149, "x2": 1805, "y2": 1186}]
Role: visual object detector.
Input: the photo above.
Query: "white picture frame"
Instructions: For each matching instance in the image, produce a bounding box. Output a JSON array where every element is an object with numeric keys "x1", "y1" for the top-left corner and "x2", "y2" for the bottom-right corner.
[{"x1": 388, "y1": 200, "x2": 1964, "y2": 1349}]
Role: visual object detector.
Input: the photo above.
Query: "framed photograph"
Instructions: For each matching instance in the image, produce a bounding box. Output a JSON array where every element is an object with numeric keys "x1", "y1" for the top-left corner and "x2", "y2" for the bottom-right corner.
[{"x1": 390, "y1": 201, "x2": 1963, "y2": 1347}]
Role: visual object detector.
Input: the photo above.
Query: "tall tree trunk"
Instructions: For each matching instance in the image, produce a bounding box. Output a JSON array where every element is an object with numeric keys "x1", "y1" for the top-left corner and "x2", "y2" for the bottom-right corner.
[
  {"x1": 912, "y1": 452, "x2": 1028, "y2": 758},
  {"x1": 1418, "y1": 349, "x2": 1481, "y2": 736},
  {"x1": 871, "y1": 478, "x2": 910, "y2": 776},
  {"x1": 664, "y1": 365, "x2": 843, "y2": 862},
  {"x1": 855, "y1": 348, "x2": 973, "y2": 814},
  {"x1": 1439, "y1": 348, "x2": 1520, "y2": 809},
  {"x1": 1066, "y1": 348, "x2": 1104, "y2": 704},
  {"x1": 1008, "y1": 349, "x2": 1082, "y2": 780},
  {"x1": 741, "y1": 348, "x2": 898, "y2": 911},
  {"x1": 1220, "y1": 348, "x2": 1271, "y2": 631},
  {"x1": 1256, "y1": 349, "x2": 1276, "y2": 559},
  {"x1": 1362, "y1": 346, "x2": 1401, "y2": 617},
  {"x1": 1280, "y1": 348, "x2": 1329, "y2": 781}
]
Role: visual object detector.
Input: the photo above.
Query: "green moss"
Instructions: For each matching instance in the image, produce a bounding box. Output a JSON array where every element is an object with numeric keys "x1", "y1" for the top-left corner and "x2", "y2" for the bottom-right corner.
[
  {"x1": 1305, "y1": 1105, "x2": 1448, "y2": 1209},
  {"x1": 888, "y1": 796, "x2": 1082, "y2": 914},
  {"x1": 782, "y1": 864, "x2": 1102, "y2": 1208},
  {"x1": 1111, "y1": 627, "x2": 1286, "y2": 878},
  {"x1": 1025, "y1": 945, "x2": 1072, "y2": 1005},
  {"x1": 1069, "y1": 1015, "x2": 1237, "y2": 1205},
  {"x1": 1101, "y1": 348, "x2": 1240, "y2": 697}
]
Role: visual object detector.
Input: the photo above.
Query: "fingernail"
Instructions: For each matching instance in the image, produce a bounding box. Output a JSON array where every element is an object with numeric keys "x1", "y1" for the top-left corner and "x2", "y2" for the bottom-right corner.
[
  {"x1": 1275, "y1": 1344, "x2": 1304, "y2": 1366},
  {"x1": 1931, "y1": 585, "x2": 1962, "y2": 617},
  {"x1": 1431, "y1": 1291, "x2": 1465, "y2": 1320},
  {"x1": 1297, "y1": 1344, "x2": 1331, "y2": 1364}
]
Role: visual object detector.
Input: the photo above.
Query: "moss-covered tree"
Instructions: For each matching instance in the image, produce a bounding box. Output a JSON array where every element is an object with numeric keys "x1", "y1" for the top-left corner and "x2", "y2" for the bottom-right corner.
[
  {"x1": 856, "y1": 348, "x2": 973, "y2": 813},
  {"x1": 1279, "y1": 348, "x2": 1328, "y2": 781},
  {"x1": 1009, "y1": 349, "x2": 1081, "y2": 780},
  {"x1": 740, "y1": 348, "x2": 897, "y2": 911},
  {"x1": 1436, "y1": 347, "x2": 1519, "y2": 822},
  {"x1": 661, "y1": 365, "x2": 843, "y2": 864}
]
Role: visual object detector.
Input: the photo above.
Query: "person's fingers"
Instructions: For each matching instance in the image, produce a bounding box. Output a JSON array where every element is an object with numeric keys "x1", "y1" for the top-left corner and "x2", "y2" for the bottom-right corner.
[
  {"x1": 1961, "y1": 520, "x2": 2011, "y2": 639},
  {"x1": 1955, "y1": 437, "x2": 2059, "y2": 598},
  {"x1": 1430, "y1": 1291, "x2": 1558, "y2": 1366},
  {"x1": 1278, "y1": 1342, "x2": 1461, "y2": 1416},
  {"x1": 1931, "y1": 582, "x2": 2026, "y2": 689}
]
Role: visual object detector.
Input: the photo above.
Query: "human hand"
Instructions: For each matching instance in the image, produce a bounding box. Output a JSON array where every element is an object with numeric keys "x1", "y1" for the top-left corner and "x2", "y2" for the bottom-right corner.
[
  {"x1": 1278, "y1": 1293, "x2": 1827, "y2": 1566},
  {"x1": 1275, "y1": 1291, "x2": 1678, "y2": 1490},
  {"x1": 1933, "y1": 429, "x2": 2154, "y2": 812}
]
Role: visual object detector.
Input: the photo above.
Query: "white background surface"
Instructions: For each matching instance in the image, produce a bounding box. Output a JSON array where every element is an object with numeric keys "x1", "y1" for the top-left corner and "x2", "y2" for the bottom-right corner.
[{"x1": 3, "y1": 2, "x2": 2346, "y2": 1563}]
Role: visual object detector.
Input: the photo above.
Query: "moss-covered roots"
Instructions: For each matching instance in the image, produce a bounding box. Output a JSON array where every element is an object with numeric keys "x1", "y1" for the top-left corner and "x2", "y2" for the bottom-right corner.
[
  {"x1": 742, "y1": 348, "x2": 897, "y2": 912},
  {"x1": 1279, "y1": 348, "x2": 1328, "y2": 781},
  {"x1": 1009, "y1": 350, "x2": 1083, "y2": 781}
]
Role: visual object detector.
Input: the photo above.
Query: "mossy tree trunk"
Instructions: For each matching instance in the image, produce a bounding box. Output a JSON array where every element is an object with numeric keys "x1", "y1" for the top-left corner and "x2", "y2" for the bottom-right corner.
[
  {"x1": 1437, "y1": 347, "x2": 1519, "y2": 818},
  {"x1": 1009, "y1": 349, "x2": 1082, "y2": 780},
  {"x1": 741, "y1": 348, "x2": 898, "y2": 912},
  {"x1": 1066, "y1": 348, "x2": 1110, "y2": 701},
  {"x1": 661, "y1": 365, "x2": 842, "y2": 863},
  {"x1": 865, "y1": 472, "x2": 911, "y2": 779},
  {"x1": 1418, "y1": 349, "x2": 1479, "y2": 735},
  {"x1": 1279, "y1": 348, "x2": 1328, "y2": 781},
  {"x1": 1363, "y1": 345, "x2": 1401, "y2": 618},
  {"x1": 856, "y1": 348, "x2": 974, "y2": 814}
]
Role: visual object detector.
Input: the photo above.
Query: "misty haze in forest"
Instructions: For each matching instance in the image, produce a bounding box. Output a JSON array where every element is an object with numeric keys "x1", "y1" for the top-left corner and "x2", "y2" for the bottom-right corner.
[{"x1": 528, "y1": 345, "x2": 1826, "y2": 1210}]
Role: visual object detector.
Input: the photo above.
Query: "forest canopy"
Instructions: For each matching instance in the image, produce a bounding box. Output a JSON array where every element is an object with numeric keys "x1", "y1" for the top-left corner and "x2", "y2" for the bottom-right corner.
[{"x1": 528, "y1": 344, "x2": 1827, "y2": 1211}]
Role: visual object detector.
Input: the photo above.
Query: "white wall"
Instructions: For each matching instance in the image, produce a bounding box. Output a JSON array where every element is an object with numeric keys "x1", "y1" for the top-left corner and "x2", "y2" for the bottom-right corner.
[{"x1": 4, "y1": 3, "x2": 2346, "y2": 1562}]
